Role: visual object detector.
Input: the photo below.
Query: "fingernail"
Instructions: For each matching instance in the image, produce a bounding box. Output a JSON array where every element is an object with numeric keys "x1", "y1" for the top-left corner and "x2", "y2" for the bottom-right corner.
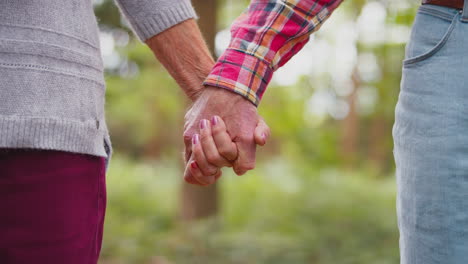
[
  {"x1": 191, "y1": 161, "x2": 198, "y2": 169},
  {"x1": 211, "y1": 116, "x2": 218, "y2": 126},
  {"x1": 200, "y1": 119, "x2": 207, "y2": 129},
  {"x1": 262, "y1": 133, "x2": 266, "y2": 140},
  {"x1": 192, "y1": 134, "x2": 199, "y2": 145}
]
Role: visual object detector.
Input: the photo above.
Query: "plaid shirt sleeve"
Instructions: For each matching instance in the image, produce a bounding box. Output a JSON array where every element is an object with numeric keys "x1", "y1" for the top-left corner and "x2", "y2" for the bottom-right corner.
[{"x1": 203, "y1": 0, "x2": 343, "y2": 106}]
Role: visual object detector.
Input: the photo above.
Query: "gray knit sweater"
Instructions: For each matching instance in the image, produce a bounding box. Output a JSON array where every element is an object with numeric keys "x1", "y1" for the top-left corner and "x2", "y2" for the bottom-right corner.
[{"x1": 0, "y1": 0, "x2": 196, "y2": 157}]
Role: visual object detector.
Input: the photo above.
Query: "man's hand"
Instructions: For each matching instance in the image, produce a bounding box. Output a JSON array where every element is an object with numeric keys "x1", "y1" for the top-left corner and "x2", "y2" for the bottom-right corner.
[
  {"x1": 144, "y1": 19, "x2": 270, "y2": 185},
  {"x1": 183, "y1": 86, "x2": 270, "y2": 185}
]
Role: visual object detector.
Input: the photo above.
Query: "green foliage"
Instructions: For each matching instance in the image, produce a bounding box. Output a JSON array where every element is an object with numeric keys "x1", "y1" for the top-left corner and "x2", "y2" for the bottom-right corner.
[
  {"x1": 101, "y1": 155, "x2": 399, "y2": 264},
  {"x1": 105, "y1": 42, "x2": 187, "y2": 157},
  {"x1": 93, "y1": 1, "x2": 421, "y2": 263},
  {"x1": 94, "y1": 0, "x2": 125, "y2": 29},
  {"x1": 101, "y1": 156, "x2": 180, "y2": 263}
]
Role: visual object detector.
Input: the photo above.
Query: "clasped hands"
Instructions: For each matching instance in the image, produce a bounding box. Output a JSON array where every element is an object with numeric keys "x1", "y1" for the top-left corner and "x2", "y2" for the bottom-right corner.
[{"x1": 183, "y1": 86, "x2": 270, "y2": 186}]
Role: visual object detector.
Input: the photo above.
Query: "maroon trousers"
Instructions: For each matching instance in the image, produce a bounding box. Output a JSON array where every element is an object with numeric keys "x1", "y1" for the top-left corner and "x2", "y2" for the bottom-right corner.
[{"x1": 0, "y1": 149, "x2": 107, "y2": 264}]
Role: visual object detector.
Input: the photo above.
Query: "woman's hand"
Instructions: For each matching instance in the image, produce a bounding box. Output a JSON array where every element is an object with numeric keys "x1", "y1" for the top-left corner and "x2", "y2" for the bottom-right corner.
[{"x1": 184, "y1": 115, "x2": 270, "y2": 186}]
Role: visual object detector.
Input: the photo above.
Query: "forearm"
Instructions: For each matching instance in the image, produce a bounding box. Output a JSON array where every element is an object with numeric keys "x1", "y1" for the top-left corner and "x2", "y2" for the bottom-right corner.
[{"x1": 146, "y1": 19, "x2": 215, "y2": 101}]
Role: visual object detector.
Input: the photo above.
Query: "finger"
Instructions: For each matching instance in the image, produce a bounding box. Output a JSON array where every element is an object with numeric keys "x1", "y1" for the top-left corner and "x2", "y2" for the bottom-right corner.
[
  {"x1": 254, "y1": 117, "x2": 270, "y2": 146},
  {"x1": 184, "y1": 159, "x2": 216, "y2": 186},
  {"x1": 199, "y1": 119, "x2": 232, "y2": 167},
  {"x1": 183, "y1": 134, "x2": 192, "y2": 163},
  {"x1": 189, "y1": 160, "x2": 217, "y2": 185},
  {"x1": 183, "y1": 146, "x2": 192, "y2": 183},
  {"x1": 200, "y1": 119, "x2": 232, "y2": 168},
  {"x1": 233, "y1": 136, "x2": 257, "y2": 176},
  {"x1": 184, "y1": 163, "x2": 204, "y2": 185},
  {"x1": 211, "y1": 116, "x2": 238, "y2": 161},
  {"x1": 183, "y1": 157, "x2": 203, "y2": 185},
  {"x1": 184, "y1": 170, "x2": 201, "y2": 185},
  {"x1": 184, "y1": 148, "x2": 192, "y2": 165},
  {"x1": 192, "y1": 134, "x2": 221, "y2": 176},
  {"x1": 184, "y1": 158, "x2": 223, "y2": 185}
]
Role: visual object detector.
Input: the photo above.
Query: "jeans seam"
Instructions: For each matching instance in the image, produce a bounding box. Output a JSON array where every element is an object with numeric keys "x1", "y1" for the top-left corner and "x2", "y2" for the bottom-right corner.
[
  {"x1": 95, "y1": 170, "x2": 101, "y2": 256},
  {"x1": 419, "y1": 6, "x2": 458, "y2": 21},
  {"x1": 419, "y1": 7, "x2": 457, "y2": 21},
  {"x1": 403, "y1": 12, "x2": 459, "y2": 67}
]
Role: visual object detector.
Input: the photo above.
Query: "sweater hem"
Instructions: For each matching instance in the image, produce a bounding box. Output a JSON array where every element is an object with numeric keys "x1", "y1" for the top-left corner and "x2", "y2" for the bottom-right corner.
[{"x1": 0, "y1": 117, "x2": 111, "y2": 158}]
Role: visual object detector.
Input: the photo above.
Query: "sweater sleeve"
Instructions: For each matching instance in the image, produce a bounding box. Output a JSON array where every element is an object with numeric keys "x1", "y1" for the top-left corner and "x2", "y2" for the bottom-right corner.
[{"x1": 114, "y1": 0, "x2": 197, "y2": 41}]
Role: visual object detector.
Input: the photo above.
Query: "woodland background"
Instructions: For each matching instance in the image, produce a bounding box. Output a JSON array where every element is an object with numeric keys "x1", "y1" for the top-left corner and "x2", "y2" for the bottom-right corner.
[{"x1": 94, "y1": 0, "x2": 419, "y2": 263}]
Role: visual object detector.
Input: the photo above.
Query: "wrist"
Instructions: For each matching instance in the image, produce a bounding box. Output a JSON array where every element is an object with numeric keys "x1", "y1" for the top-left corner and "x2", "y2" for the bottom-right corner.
[
  {"x1": 183, "y1": 61, "x2": 214, "y2": 102},
  {"x1": 200, "y1": 86, "x2": 255, "y2": 107},
  {"x1": 187, "y1": 87, "x2": 204, "y2": 101},
  {"x1": 201, "y1": 84, "x2": 259, "y2": 108}
]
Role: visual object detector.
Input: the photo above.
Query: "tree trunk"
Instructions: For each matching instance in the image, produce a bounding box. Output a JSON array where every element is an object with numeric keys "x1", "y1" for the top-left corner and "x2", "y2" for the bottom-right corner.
[
  {"x1": 180, "y1": 0, "x2": 219, "y2": 221},
  {"x1": 191, "y1": 0, "x2": 218, "y2": 55},
  {"x1": 368, "y1": 116, "x2": 387, "y2": 170},
  {"x1": 340, "y1": 70, "x2": 360, "y2": 168}
]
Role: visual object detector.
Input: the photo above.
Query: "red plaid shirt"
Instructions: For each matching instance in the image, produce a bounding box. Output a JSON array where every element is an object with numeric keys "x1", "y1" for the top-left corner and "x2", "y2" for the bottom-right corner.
[{"x1": 203, "y1": 0, "x2": 343, "y2": 106}]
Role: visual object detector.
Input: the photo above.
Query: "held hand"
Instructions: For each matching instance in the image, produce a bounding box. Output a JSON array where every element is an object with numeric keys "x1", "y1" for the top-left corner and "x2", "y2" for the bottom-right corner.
[
  {"x1": 185, "y1": 116, "x2": 270, "y2": 185},
  {"x1": 183, "y1": 86, "x2": 270, "y2": 186}
]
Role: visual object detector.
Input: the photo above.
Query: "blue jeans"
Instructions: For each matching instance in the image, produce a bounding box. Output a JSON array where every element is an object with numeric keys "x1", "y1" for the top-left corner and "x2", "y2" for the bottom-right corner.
[{"x1": 393, "y1": 2, "x2": 468, "y2": 263}]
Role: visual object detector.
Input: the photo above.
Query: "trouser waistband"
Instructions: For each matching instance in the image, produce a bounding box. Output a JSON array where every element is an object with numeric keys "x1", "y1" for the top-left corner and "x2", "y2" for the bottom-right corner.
[{"x1": 422, "y1": 0, "x2": 468, "y2": 21}]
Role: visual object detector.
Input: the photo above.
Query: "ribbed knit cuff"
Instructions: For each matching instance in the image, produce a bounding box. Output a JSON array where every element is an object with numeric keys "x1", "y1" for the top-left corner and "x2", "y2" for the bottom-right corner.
[{"x1": 123, "y1": 1, "x2": 198, "y2": 42}]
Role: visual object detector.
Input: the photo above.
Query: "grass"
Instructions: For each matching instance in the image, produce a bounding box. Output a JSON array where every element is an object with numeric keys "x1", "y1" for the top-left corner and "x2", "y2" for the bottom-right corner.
[{"x1": 100, "y1": 154, "x2": 399, "y2": 264}]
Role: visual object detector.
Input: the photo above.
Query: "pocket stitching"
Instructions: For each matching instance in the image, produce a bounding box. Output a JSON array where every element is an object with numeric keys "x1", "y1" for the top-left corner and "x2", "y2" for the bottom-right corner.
[
  {"x1": 418, "y1": 6, "x2": 458, "y2": 21},
  {"x1": 403, "y1": 11, "x2": 459, "y2": 67}
]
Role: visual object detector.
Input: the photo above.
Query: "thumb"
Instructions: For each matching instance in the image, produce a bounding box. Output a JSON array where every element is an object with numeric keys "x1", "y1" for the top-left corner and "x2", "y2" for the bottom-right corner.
[
  {"x1": 254, "y1": 117, "x2": 270, "y2": 146},
  {"x1": 233, "y1": 138, "x2": 256, "y2": 176}
]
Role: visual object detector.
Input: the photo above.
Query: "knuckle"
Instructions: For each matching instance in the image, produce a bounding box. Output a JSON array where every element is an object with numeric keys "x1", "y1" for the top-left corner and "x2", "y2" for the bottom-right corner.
[
  {"x1": 199, "y1": 132, "x2": 211, "y2": 141},
  {"x1": 211, "y1": 125, "x2": 223, "y2": 135},
  {"x1": 193, "y1": 174, "x2": 202, "y2": 182},
  {"x1": 184, "y1": 173, "x2": 197, "y2": 184},
  {"x1": 234, "y1": 167, "x2": 247, "y2": 176},
  {"x1": 183, "y1": 133, "x2": 193, "y2": 145},
  {"x1": 192, "y1": 147, "x2": 202, "y2": 159},
  {"x1": 206, "y1": 153, "x2": 221, "y2": 165},
  {"x1": 197, "y1": 178, "x2": 211, "y2": 186},
  {"x1": 192, "y1": 174, "x2": 206, "y2": 184},
  {"x1": 237, "y1": 162, "x2": 255, "y2": 171},
  {"x1": 206, "y1": 167, "x2": 218, "y2": 176},
  {"x1": 200, "y1": 165, "x2": 218, "y2": 176},
  {"x1": 185, "y1": 177, "x2": 196, "y2": 185},
  {"x1": 219, "y1": 147, "x2": 235, "y2": 158},
  {"x1": 238, "y1": 133, "x2": 254, "y2": 143}
]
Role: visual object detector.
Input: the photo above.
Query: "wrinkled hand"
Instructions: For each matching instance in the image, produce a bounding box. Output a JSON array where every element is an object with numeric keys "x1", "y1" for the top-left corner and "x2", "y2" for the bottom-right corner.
[{"x1": 183, "y1": 86, "x2": 270, "y2": 186}]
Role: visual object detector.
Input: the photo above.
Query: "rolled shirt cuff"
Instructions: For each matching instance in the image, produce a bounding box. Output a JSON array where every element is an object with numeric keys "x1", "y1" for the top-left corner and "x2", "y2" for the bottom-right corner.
[{"x1": 203, "y1": 49, "x2": 274, "y2": 106}]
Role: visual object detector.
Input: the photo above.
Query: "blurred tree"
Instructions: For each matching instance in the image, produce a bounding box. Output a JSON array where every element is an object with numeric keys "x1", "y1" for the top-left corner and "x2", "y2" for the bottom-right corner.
[
  {"x1": 180, "y1": 0, "x2": 220, "y2": 221},
  {"x1": 94, "y1": 1, "x2": 422, "y2": 263},
  {"x1": 340, "y1": 70, "x2": 360, "y2": 168}
]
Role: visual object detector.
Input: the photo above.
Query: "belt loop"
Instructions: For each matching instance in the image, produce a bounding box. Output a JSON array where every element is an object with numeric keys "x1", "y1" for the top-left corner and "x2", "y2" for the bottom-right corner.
[{"x1": 462, "y1": 0, "x2": 468, "y2": 22}]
